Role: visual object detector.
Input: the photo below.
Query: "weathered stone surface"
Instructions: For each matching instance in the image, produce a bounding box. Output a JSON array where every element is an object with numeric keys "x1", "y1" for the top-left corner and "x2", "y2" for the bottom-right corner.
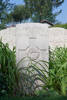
[
  {"x1": 0, "y1": 27, "x2": 16, "y2": 49},
  {"x1": 16, "y1": 23, "x2": 49, "y2": 62},
  {"x1": 49, "y1": 27, "x2": 67, "y2": 48}
]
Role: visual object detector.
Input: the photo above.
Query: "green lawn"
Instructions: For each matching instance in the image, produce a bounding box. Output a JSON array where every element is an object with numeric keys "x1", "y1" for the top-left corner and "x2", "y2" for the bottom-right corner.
[
  {"x1": 0, "y1": 96, "x2": 67, "y2": 100},
  {"x1": 0, "y1": 91, "x2": 67, "y2": 100},
  {"x1": 53, "y1": 24, "x2": 67, "y2": 29}
]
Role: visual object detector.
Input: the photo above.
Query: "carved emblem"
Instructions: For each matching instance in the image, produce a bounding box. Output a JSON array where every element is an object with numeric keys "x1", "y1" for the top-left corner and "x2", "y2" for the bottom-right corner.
[{"x1": 27, "y1": 46, "x2": 40, "y2": 60}]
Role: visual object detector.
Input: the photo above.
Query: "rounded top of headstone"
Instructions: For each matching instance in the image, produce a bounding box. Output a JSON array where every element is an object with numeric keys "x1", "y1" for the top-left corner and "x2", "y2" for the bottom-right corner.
[
  {"x1": 16, "y1": 23, "x2": 50, "y2": 36},
  {"x1": 16, "y1": 23, "x2": 50, "y2": 28}
]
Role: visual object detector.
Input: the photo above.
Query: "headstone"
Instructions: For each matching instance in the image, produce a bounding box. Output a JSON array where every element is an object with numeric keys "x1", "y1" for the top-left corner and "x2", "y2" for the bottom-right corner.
[{"x1": 16, "y1": 23, "x2": 49, "y2": 63}]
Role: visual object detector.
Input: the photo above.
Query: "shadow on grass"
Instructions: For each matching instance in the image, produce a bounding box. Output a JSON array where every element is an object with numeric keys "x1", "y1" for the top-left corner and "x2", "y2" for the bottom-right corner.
[{"x1": 0, "y1": 96, "x2": 67, "y2": 100}]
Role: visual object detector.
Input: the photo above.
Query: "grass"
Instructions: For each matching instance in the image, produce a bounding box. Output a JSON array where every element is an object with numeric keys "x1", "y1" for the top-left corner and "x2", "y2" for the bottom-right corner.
[
  {"x1": 0, "y1": 96, "x2": 67, "y2": 100},
  {"x1": 53, "y1": 24, "x2": 67, "y2": 29},
  {"x1": 0, "y1": 91, "x2": 67, "y2": 100}
]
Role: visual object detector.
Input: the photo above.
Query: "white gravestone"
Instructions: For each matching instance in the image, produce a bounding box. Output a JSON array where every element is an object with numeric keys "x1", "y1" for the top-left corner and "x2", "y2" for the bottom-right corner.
[{"x1": 16, "y1": 23, "x2": 49, "y2": 63}]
